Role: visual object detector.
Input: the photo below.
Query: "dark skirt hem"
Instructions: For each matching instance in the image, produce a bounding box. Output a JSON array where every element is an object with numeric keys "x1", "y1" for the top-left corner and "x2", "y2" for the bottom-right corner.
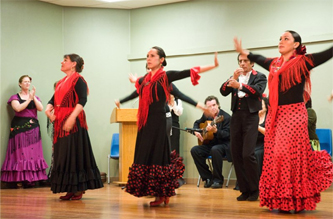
[{"x1": 125, "y1": 150, "x2": 185, "y2": 197}]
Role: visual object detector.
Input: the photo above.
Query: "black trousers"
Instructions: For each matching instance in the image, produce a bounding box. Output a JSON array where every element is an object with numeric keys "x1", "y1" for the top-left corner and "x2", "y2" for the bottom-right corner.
[
  {"x1": 191, "y1": 143, "x2": 229, "y2": 184},
  {"x1": 230, "y1": 110, "x2": 259, "y2": 193},
  {"x1": 166, "y1": 116, "x2": 172, "y2": 152},
  {"x1": 255, "y1": 147, "x2": 264, "y2": 179},
  {"x1": 170, "y1": 125, "x2": 180, "y2": 154}
]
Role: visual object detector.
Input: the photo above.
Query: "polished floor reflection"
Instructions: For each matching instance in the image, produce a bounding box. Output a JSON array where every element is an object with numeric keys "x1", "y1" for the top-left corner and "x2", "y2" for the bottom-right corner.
[{"x1": 1, "y1": 182, "x2": 332, "y2": 219}]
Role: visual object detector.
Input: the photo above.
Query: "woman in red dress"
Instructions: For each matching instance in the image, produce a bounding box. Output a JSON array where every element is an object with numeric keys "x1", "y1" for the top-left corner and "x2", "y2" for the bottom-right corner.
[{"x1": 234, "y1": 31, "x2": 333, "y2": 213}]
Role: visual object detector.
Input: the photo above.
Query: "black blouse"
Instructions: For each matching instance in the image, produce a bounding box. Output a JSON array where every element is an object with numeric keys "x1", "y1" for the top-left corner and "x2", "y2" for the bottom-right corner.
[{"x1": 248, "y1": 46, "x2": 333, "y2": 105}]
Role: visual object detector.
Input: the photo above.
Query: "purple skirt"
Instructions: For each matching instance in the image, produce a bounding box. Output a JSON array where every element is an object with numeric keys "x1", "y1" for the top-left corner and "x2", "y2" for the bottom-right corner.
[{"x1": 1, "y1": 124, "x2": 48, "y2": 183}]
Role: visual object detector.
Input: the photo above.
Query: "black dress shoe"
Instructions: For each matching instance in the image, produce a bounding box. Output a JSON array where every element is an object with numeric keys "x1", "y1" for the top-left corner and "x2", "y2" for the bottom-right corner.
[
  {"x1": 236, "y1": 192, "x2": 249, "y2": 201},
  {"x1": 233, "y1": 181, "x2": 239, "y2": 190},
  {"x1": 204, "y1": 179, "x2": 213, "y2": 188},
  {"x1": 211, "y1": 182, "x2": 223, "y2": 189},
  {"x1": 247, "y1": 190, "x2": 259, "y2": 201}
]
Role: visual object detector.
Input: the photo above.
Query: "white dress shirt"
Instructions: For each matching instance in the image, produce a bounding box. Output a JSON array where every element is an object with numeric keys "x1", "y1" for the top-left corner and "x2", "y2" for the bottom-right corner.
[{"x1": 238, "y1": 71, "x2": 251, "y2": 98}]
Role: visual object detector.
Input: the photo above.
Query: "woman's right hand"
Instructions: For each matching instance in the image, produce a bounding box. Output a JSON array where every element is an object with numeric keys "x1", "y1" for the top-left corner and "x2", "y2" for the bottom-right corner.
[
  {"x1": 196, "y1": 102, "x2": 212, "y2": 117},
  {"x1": 128, "y1": 73, "x2": 138, "y2": 83}
]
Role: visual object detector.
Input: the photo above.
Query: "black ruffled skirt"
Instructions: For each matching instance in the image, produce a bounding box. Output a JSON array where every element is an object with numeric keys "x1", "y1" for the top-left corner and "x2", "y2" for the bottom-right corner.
[{"x1": 50, "y1": 121, "x2": 103, "y2": 193}]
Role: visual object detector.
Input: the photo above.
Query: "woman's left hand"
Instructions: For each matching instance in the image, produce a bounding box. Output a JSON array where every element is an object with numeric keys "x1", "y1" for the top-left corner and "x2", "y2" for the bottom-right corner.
[
  {"x1": 328, "y1": 90, "x2": 333, "y2": 102},
  {"x1": 29, "y1": 86, "x2": 36, "y2": 100},
  {"x1": 49, "y1": 114, "x2": 56, "y2": 123},
  {"x1": 214, "y1": 52, "x2": 219, "y2": 67},
  {"x1": 233, "y1": 37, "x2": 250, "y2": 56},
  {"x1": 63, "y1": 117, "x2": 75, "y2": 132}
]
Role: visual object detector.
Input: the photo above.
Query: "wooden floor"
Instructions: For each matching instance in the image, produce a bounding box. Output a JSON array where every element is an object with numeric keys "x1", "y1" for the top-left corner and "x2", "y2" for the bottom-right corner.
[{"x1": 1, "y1": 182, "x2": 333, "y2": 219}]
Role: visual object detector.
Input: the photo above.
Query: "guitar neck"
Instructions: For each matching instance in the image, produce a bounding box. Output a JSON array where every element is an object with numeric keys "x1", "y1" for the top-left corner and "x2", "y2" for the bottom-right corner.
[{"x1": 210, "y1": 120, "x2": 217, "y2": 126}]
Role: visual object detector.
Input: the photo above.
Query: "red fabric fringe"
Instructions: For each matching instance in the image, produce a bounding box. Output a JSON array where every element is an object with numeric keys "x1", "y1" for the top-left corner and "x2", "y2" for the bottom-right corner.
[
  {"x1": 268, "y1": 55, "x2": 313, "y2": 128},
  {"x1": 53, "y1": 73, "x2": 88, "y2": 144},
  {"x1": 136, "y1": 68, "x2": 170, "y2": 130}
]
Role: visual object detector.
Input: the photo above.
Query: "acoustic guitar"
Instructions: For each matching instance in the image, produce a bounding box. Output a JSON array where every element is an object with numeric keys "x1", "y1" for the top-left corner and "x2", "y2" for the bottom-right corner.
[{"x1": 198, "y1": 115, "x2": 224, "y2": 145}]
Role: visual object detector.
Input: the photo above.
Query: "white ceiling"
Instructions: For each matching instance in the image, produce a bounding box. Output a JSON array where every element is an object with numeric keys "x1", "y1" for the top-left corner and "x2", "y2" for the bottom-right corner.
[{"x1": 38, "y1": 0, "x2": 190, "y2": 9}]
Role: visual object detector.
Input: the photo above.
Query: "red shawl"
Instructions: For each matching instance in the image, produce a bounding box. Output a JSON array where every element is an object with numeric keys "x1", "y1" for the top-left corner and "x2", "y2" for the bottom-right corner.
[
  {"x1": 135, "y1": 67, "x2": 170, "y2": 130},
  {"x1": 268, "y1": 54, "x2": 313, "y2": 128},
  {"x1": 53, "y1": 72, "x2": 89, "y2": 143}
]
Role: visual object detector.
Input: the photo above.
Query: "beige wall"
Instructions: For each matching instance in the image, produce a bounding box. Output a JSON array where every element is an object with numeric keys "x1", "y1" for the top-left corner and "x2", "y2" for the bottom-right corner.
[{"x1": 1, "y1": 0, "x2": 332, "y2": 181}]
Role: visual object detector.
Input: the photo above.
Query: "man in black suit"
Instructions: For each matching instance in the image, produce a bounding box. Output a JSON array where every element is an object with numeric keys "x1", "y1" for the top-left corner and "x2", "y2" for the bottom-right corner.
[
  {"x1": 190, "y1": 96, "x2": 231, "y2": 189},
  {"x1": 220, "y1": 54, "x2": 267, "y2": 201}
]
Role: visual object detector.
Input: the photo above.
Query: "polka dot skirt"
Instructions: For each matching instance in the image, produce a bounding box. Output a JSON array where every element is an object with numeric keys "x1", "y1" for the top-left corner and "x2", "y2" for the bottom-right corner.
[
  {"x1": 260, "y1": 102, "x2": 333, "y2": 211},
  {"x1": 125, "y1": 150, "x2": 185, "y2": 197}
]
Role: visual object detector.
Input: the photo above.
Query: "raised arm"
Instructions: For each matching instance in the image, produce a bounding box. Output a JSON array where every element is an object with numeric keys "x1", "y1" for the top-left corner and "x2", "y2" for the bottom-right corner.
[
  {"x1": 167, "y1": 52, "x2": 219, "y2": 83},
  {"x1": 198, "y1": 52, "x2": 219, "y2": 73},
  {"x1": 170, "y1": 83, "x2": 209, "y2": 115},
  {"x1": 307, "y1": 46, "x2": 333, "y2": 70},
  {"x1": 170, "y1": 83, "x2": 197, "y2": 106},
  {"x1": 234, "y1": 37, "x2": 272, "y2": 71},
  {"x1": 234, "y1": 37, "x2": 250, "y2": 57},
  {"x1": 115, "y1": 90, "x2": 139, "y2": 108},
  {"x1": 30, "y1": 86, "x2": 43, "y2": 111}
]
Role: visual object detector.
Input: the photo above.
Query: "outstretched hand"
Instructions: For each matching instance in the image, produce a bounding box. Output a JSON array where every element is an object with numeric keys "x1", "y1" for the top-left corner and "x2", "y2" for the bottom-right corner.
[
  {"x1": 128, "y1": 73, "x2": 138, "y2": 83},
  {"x1": 328, "y1": 90, "x2": 333, "y2": 102},
  {"x1": 233, "y1": 37, "x2": 249, "y2": 56},
  {"x1": 114, "y1": 99, "x2": 120, "y2": 108},
  {"x1": 214, "y1": 52, "x2": 219, "y2": 67}
]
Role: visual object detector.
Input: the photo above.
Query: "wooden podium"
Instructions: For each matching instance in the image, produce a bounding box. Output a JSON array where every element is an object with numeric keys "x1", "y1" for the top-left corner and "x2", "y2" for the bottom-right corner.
[{"x1": 110, "y1": 107, "x2": 138, "y2": 184}]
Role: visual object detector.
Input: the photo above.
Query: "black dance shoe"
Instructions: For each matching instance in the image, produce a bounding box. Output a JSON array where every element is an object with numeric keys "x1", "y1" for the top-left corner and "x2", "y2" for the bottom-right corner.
[{"x1": 236, "y1": 192, "x2": 249, "y2": 201}]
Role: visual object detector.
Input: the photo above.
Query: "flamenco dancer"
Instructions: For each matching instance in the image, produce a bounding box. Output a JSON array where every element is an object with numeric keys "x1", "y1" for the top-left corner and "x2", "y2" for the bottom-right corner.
[
  {"x1": 234, "y1": 31, "x2": 333, "y2": 213},
  {"x1": 124, "y1": 46, "x2": 219, "y2": 206}
]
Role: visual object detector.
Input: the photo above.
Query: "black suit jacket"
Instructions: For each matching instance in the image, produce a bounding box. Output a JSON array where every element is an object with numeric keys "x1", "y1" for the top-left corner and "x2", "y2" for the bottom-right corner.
[
  {"x1": 193, "y1": 109, "x2": 232, "y2": 162},
  {"x1": 220, "y1": 70, "x2": 267, "y2": 113}
]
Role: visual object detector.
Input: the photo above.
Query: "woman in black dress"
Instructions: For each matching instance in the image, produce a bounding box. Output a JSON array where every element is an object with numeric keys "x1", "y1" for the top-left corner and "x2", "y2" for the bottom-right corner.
[
  {"x1": 123, "y1": 46, "x2": 218, "y2": 206},
  {"x1": 45, "y1": 54, "x2": 103, "y2": 200}
]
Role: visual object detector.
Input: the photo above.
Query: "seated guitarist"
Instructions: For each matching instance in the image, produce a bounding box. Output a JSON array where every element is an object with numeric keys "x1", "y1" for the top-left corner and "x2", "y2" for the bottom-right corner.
[{"x1": 190, "y1": 95, "x2": 231, "y2": 189}]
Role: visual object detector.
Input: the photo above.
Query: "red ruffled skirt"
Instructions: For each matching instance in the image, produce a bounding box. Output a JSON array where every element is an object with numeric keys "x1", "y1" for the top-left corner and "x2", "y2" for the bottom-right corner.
[
  {"x1": 260, "y1": 102, "x2": 333, "y2": 211},
  {"x1": 125, "y1": 150, "x2": 185, "y2": 197}
]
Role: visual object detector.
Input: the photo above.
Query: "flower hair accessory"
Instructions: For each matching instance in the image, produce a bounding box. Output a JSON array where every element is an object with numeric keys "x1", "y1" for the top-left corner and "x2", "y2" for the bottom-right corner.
[{"x1": 296, "y1": 45, "x2": 307, "y2": 55}]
